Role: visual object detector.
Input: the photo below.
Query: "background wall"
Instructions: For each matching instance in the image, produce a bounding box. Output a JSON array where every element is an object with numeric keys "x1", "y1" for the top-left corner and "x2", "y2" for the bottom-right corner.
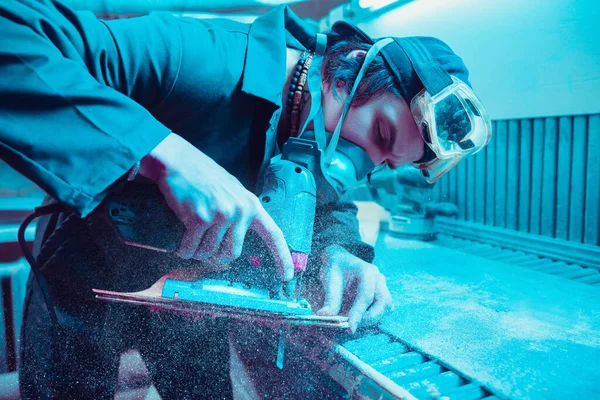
[
  {"x1": 355, "y1": 0, "x2": 600, "y2": 120},
  {"x1": 432, "y1": 115, "x2": 600, "y2": 246},
  {"x1": 349, "y1": 0, "x2": 600, "y2": 246}
]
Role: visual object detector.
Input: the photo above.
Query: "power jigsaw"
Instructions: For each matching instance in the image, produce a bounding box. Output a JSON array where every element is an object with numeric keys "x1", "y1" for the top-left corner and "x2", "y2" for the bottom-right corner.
[{"x1": 93, "y1": 137, "x2": 350, "y2": 366}]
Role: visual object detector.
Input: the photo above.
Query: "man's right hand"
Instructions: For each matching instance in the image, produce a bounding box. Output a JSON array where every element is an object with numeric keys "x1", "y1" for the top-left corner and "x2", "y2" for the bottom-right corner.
[{"x1": 138, "y1": 133, "x2": 294, "y2": 281}]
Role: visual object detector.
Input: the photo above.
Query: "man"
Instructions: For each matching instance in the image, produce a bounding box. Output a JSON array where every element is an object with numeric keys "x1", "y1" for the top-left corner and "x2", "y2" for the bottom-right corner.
[{"x1": 0, "y1": 0, "x2": 491, "y2": 398}]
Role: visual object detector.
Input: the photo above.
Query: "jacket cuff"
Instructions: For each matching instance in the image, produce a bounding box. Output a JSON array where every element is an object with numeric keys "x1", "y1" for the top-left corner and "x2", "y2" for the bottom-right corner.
[{"x1": 65, "y1": 122, "x2": 171, "y2": 217}]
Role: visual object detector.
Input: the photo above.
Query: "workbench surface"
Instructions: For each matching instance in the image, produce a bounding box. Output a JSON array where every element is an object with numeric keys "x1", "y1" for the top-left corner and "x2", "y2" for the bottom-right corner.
[{"x1": 372, "y1": 234, "x2": 600, "y2": 399}]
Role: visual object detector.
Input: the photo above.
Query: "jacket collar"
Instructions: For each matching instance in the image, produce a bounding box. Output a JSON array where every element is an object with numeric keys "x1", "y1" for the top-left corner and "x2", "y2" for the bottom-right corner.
[{"x1": 242, "y1": 5, "x2": 317, "y2": 108}]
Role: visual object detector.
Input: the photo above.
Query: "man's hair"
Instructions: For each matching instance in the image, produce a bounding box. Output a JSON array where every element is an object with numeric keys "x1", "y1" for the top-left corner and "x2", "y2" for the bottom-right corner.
[{"x1": 322, "y1": 32, "x2": 400, "y2": 106}]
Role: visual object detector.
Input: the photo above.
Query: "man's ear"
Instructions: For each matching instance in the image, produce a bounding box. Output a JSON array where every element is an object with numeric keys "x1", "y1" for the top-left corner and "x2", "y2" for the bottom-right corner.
[
  {"x1": 323, "y1": 80, "x2": 347, "y2": 94},
  {"x1": 347, "y1": 49, "x2": 367, "y2": 59},
  {"x1": 333, "y1": 50, "x2": 366, "y2": 95}
]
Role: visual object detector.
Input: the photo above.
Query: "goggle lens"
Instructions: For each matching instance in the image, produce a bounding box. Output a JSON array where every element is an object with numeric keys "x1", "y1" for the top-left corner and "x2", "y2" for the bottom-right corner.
[
  {"x1": 410, "y1": 77, "x2": 492, "y2": 183},
  {"x1": 432, "y1": 93, "x2": 475, "y2": 153}
]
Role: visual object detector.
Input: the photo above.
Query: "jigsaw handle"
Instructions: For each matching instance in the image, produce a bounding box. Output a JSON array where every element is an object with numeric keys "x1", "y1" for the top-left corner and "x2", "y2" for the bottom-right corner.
[
  {"x1": 104, "y1": 159, "x2": 317, "y2": 259},
  {"x1": 258, "y1": 159, "x2": 317, "y2": 259},
  {"x1": 104, "y1": 184, "x2": 184, "y2": 252}
]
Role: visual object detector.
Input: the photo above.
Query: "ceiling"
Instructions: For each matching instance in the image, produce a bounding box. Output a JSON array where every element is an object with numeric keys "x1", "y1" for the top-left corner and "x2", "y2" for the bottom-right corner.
[
  {"x1": 213, "y1": 0, "x2": 350, "y2": 20},
  {"x1": 64, "y1": 0, "x2": 350, "y2": 20}
]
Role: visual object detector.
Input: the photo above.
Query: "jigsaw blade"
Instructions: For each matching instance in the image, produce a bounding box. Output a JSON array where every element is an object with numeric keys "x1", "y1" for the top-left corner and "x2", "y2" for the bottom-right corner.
[{"x1": 276, "y1": 325, "x2": 287, "y2": 369}]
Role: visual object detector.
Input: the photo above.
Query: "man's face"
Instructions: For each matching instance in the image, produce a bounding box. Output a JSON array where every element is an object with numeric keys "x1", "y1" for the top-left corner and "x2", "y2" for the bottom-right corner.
[{"x1": 321, "y1": 81, "x2": 425, "y2": 169}]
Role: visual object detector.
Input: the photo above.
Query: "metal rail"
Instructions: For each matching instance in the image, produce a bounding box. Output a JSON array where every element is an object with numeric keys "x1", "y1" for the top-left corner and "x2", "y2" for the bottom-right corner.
[
  {"x1": 433, "y1": 232, "x2": 600, "y2": 286},
  {"x1": 289, "y1": 328, "x2": 497, "y2": 400},
  {"x1": 437, "y1": 217, "x2": 600, "y2": 271}
]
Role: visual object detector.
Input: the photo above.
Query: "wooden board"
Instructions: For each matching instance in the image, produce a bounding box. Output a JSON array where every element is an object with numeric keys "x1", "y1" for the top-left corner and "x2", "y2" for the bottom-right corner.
[
  {"x1": 93, "y1": 270, "x2": 349, "y2": 329},
  {"x1": 556, "y1": 116, "x2": 573, "y2": 240},
  {"x1": 517, "y1": 119, "x2": 532, "y2": 232},
  {"x1": 569, "y1": 115, "x2": 587, "y2": 242},
  {"x1": 494, "y1": 120, "x2": 508, "y2": 228},
  {"x1": 585, "y1": 114, "x2": 600, "y2": 245},
  {"x1": 541, "y1": 117, "x2": 558, "y2": 237},
  {"x1": 506, "y1": 120, "x2": 520, "y2": 230}
]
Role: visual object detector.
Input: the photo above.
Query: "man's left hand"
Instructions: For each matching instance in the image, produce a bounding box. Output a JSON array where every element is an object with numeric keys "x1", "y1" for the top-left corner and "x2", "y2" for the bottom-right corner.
[{"x1": 316, "y1": 245, "x2": 394, "y2": 333}]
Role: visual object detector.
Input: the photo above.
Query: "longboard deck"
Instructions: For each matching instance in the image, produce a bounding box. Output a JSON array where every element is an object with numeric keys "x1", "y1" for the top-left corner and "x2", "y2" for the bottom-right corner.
[{"x1": 93, "y1": 270, "x2": 349, "y2": 328}]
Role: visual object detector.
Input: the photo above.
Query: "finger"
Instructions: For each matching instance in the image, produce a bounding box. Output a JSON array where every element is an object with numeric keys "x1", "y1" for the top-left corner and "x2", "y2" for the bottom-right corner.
[
  {"x1": 316, "y1": 266, "x2": 344, "y2": 316},
  {"x1": 361, "y1": 298, "x2": 386, "y2": 327},
  {"x1": 250, "y1": 209, "x2": 294, "y2": 281},
  {"x1": 211, "y1": 215, "x2": 252, "y2": 264},
  {"x1": 194, "y1": 216, "x2": 231, "y2": 261},
  {"x1": 177, "y1": 221, "x2": 209, "y2": 259},
  {"x1": 347, "y1": 266, "x2": 378, "y2": 334},
  {"x1": 363, "y1": 274, "x2": 393, "y2": 323}
]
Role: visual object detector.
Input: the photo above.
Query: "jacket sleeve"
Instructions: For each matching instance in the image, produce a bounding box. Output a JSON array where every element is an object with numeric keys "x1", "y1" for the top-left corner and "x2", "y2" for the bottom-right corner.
[
  {"x1": 309, "y1": 201, "x2": 375, "y2": 271},
  {"x1": 0, "y1": 0, "x2": 181, "y2": 217}
]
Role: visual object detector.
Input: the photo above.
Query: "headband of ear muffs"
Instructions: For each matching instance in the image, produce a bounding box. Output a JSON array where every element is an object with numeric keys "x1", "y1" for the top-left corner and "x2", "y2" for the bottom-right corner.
[{"x1": 330, "y1": 21, "x2": 471, "y2": 103}]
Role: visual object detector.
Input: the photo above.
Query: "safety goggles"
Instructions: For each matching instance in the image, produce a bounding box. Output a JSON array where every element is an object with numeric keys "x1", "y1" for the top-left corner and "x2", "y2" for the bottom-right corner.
[{"x1": 411, "y1": 76, "x2": 492, "y2": 183}]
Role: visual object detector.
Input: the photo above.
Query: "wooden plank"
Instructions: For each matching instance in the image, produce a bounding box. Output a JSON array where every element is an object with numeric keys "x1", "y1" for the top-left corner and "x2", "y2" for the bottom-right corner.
[
  {"x1": 529, "y1": 119, "x2": 545, "y2": 234},
  {"x1": 485, "y1": 122, "x2": 497, "y2": 225},
  {"x1": 506, "y1": 120, "x2": 520, "y2": 230},
  {"x1": 584, "y1": 115, "x2": 600, "y2": 245},
  {"x1": 446, "y1": 165, "x2": 455, "y2": 214},
  {"x1": 456, "y1": 158, "x2": 467, "y2": 220},
  {"x1": 494, "y1": 120, "x2": 508, "y2": 228},
  {"x1": 439, "y1": 164, "x2": 449, "y2": 202},
  {"x1": 541, "y1": 117, "x2": 558, "y2": 237},
  {"x1": 432, "y1": 165, "x2": 442, "y2": 202},
  {"x1": 453, "y1": 164, "x2": 460, "y2": 207},
  {"x1": 447, "y1": 163, "x2": 458, "y2": 207},
  {"x1": 432, "y1": 181, "x2": 439, "y2": 202},
  {"x1": 466, "y1": 152, "x2": 476, "y2": 222},
  {"x1": 568, "y1": 115, "x2": 586, "y2": 242},
  {"x1": 556, "y1": 117, "x2": 573, "y2": 240},
  {"x1": 475, "y1": 138, "x2": 487, "y2": 224},
  {"x1": 518, "y1": 119, "x2": 533, "y2": 232}
]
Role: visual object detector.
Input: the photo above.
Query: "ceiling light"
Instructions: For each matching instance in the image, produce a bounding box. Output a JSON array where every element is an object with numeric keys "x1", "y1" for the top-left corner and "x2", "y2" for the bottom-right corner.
[
  {"x1": 358, "y1": 0, "x2": 400, "y2": 11},
  {"x1": 255, "y1": 0, "x2": 305, "y2": 5}
]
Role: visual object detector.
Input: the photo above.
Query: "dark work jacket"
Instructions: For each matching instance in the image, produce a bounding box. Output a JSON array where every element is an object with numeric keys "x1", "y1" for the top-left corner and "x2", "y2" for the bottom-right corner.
[{"x1": 0, "y1": 0, "x2": 374, "y2": 311}]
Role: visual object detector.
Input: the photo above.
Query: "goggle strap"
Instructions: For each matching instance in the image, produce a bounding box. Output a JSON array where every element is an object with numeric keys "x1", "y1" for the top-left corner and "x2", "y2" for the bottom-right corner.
[
  {"x1": 313, "y1": 103, "x2": 327, "y2": 150},
  {"x1": 315, "y1": 33, "x2": 327, "y2": 56},
  {"x1": 312, "y1": 33, "x2": 328, "y2": 149},
  {"x1": 397, "y1": 38, "x2": 453, "y2": 97},
  {"x1": 299, "y1": 55, "x2": 328, "y2": 150},
  {"x1": 325, "y1": 37, "x2": 394, "y2": 162}
]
